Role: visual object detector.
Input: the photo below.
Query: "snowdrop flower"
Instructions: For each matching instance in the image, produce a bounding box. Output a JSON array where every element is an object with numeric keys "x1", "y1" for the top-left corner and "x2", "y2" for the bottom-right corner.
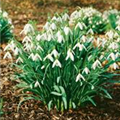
[
  {"x1": 44, "y1": 54, "x2": 54, "y2": 62},
  {"x1": 92, "y1": 59, "x2": 102, "y2": 70},
  {"x1": 75, "y1": 22, "x2": 85, "y2": 30},
  {"x1": 111, "y1": 63, "x2": 119, "y2": 70},
  {"x1": 81, "y1": 35, "x2": 87, "y2": 43},
  {"x1": 87, "y1": 28, "x2": 94, "y2": 35},
  {"x1": 116, "y1": 25, "x2": 120, "y2": 31},
  {"x1": 50, "y1": 23, "x2": 57, "y2": 30},
  {"x1": 56, "y1": 31, "x2": 64, "y2": 43},
  {"x1": 115, "y1": 52, "x2": 120, "y2": 58},
  {"x1": 33, "y1": 53, "x2": 42, "y2": 61},
  {"x1": 22, "y1": 36, "x2": 31, "y2": 43},
  {"x1": 28, "y1": 53, "x2": 34, "y2": 60},
  {"x1": 47, "y1": 33, "x2": 53, "y2": 41},
  {"x1": 58, "y1": 34, "x2": 64, "y2": 43},
  {"x1": 51, "y1": 49, "x2": 59, "y2": 58},
  {"x1": 66, "y1": 48, "x2": 74, "y2": 61},
  {"x1": 4, "y1": 44, "x2": 11, "y2": 51},
  {"x1": 4, "y1": 41, "x2": 16, "y2": 52},
  {"x1": 82, "y1": 67, "x2": 90, "y2": 74},
  {"x1": 99, "y1": 55, "x2": 104, "y2": 60},
  {"x1": 36, "y1": 45, "x2": 43, "y2": 51},
  {"x1": 64, "y1": 26, "x2": 72, "y2": 35},
  {"x1": 14, "y1": 47, "x2": 21, "y2": 56},
  {"x1": 107, "y1": 52, "x2": 116, "y2": 61},
  {"x1": 3, "y1": 11, "x2": 8, "y2": 18},
  {"x1": 36, "y1": 34, "x2": 41, "y2": 41},
  {"x1": 34, "y1": 81, "x2": 40, "y2": 88},
  {"x1": 43, "y1": 22, "x2": 50, "y2": 30},
  {"x1": 76, "y1": 73, "x2": 85, "y2": 82},
  {"x1": 52, "y1": 59, "x2": 62, "y2": 68},
  {"x1": 3, "y1": 52, "x2": 12, "y2": 59},
  {"x1": 20, "y1": 24, "x2": 34, "y2": 35},
  {"x1": 105, "y1": 30, "x2": 114, "y2": 39},
  {"x1": 16, "y1": 57, "x2": 23, "y2": 63},
  {"x1": 62, "y1": 13, "x2": 69, "y2": 21},
  {"x1": 108, "y1": 42, "x2": 119, "y2": 50},
  {"x1": 73, "y1": 43, "x2": 87, "y2": 51}
]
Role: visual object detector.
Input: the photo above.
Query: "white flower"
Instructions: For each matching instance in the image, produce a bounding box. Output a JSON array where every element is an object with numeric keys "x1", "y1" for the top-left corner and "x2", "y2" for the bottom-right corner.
[
  {"x1": 107, "y1": 52, "x2": 116, "y2": 61},
  {"x1": 81, "y1": 35, "x2": 87, "y2": 43},
  {"x1": 43, "y1": 22, "x2": 50, "y2": 30},
  {"x1": 16, "y1": 57, "x2": 23, "y2": 63},
  {"x1": 52, "y1": 59, "x2": 62, "y2": 68},
  {"x1": 51, "y1": 49, "x2": 59, "y2": 58},
  {"x1": 115, "y1": 52, "x2": 120, "y2": 58},
  {"x1": 108, "y1": 42, "x2": 119, "y2": 50},
  {"x1": 47, "y1": 33, "x2": 53, "y2": 41},
  {"x1": 99, "y1": 55, "x2": 104, "y2": 60},
  {"x1": 22, "y1": 36, "x2": 31, "y2": 43},
  {"x1": 116, "y1": 25, "x2": 120, "y2": 31},
  {"x1": 3, "y1": 52, "x2": 12, "y2": 59},
  {"x1": 105, "y1": 30, "x2": 114, "y2": 39},
  {"x1": 66, "y1": 48, "x2": 74, "y2": 61},
  {"x1": 33, "y1": 53, "x2": 42, "y2": 61},
  {"x1": 92, "y1": 59, "x2": 102, "y2": 70},
  {"x1": 75, "y1": 22, "x2": 85, "y2": 30},
  {"x1": 50, "y1": 23, "x2": 57, "y2": 30},
  {"x1": 73, "y1": 43, "x2": 87, "y2": 51},
  {"x1": 20, "y1": 24, "x2": 34, "y2": 35},
  {"x1": 87, "y1": 28, "x2": 94, "y2": 35},
  {"x1": 14, "y1": 47, "x2": 21, "y2": 56},
  {"x1": 58, "y1": 35, "x2": 64, "y2": 43},
  {"x1": 28, "y1": 53, "x2": 34, "y2": 60},
  {"x1": 111, "y1": 63, "x2": 119, "y2": 70},
  {"x1": 3, "y1": 11, "x2": 8, "y2": 18},
  {"x1": 56, "y1": 31, "x2": 64, "y2": 43},
  {"x1": 4, "y1": 44, "x2": 11, "y2": 51},
  {"x1": 36, "y1": 45, "x2": 43, "y2": 51},
  {"x1": 44, "y1": 54, "x2": 54, "y2": 62},
  {"x1": 64, "y1": 26, "x2": 72, "y2": 35},
  {"x1": 34, "y1": 81, "x2": 40, "y2": 88},
  {"x1": 36, "y1": 34, "x2": 41, "y2": 41},
  {"x1": 76, "y1": 73, "x2": 85, "y2": 82},
  {"x1": 82, "y1": 67, "x2": 90, "y2": 74},
  {"x1": 62, "y1": 13, "x2": 69, "y2": 21}
]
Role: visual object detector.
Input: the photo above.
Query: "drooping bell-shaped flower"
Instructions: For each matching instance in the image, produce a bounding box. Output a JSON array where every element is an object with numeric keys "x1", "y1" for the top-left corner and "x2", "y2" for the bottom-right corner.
[
  {"x1": 3, "y1": 52, "x2": 12, "y2": 59},
  {"x1": 76, "y1": 73, "x2": 85, "y2": 82},
  {"x1": 73, "y1": 43, "x2": 87, "y2": 51},
  {"x1": 66, "y1": 48, "x2": 74, "y2": 61},
  {"x1": 64, "y1": 26, "x2": 72, "y2": 35},
  {"x1": 44, "y1": 54, "x2": 54, "y2": 62},
  {"x1": 51, "y1": 49, "x2": 59, "y2": 58},
  {"x1": 20, "y1": 24, "x2": 34, "y2": 35},
  {"x1": 82, "y1": 67, "x2": 90, "y2": 74},
  {"x1": 52, "y1": 59, "x2": 62, "y2": 68},
  {"x1": 92, "y1": 59, "x2": 102, "y2": 70}
]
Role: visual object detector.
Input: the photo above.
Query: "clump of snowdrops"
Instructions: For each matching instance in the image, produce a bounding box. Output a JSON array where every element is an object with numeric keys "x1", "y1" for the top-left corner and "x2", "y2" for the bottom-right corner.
[
  {"x1": 4, "y1": 7, "x2": 120, "y2": 111},
  {"x1": 0, "y1": 8, "x2": 14, "y2": 43}
]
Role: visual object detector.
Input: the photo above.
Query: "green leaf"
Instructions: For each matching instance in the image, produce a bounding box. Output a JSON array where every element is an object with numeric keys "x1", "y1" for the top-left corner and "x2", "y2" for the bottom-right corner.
[
  {"x1": 51, "y1": 92, "x2": 62, "y2": 96},
  {"x1": 48, "y1": 100, "x2": 53, "y2": 111}
]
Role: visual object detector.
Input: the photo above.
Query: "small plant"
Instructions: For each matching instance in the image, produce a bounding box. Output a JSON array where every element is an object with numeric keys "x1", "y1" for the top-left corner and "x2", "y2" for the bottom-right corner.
[
  {"x1": 4, "y1": 7, "x2": 120, "y2": 111},
  {"x1": 0, "y1": 8, "x2": 14, "y2": 43}
]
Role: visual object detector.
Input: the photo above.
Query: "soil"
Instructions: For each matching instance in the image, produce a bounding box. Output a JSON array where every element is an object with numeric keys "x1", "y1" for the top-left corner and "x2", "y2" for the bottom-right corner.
[{"x1": 1, "y1": 0, "x2": 120, "y2": 120}]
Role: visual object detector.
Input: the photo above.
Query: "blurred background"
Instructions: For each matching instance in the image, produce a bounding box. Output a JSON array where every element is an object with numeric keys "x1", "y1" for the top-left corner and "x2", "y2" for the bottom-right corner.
[{"x1": 1, "y1": 0, "x2": 120, "y2": 34}]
